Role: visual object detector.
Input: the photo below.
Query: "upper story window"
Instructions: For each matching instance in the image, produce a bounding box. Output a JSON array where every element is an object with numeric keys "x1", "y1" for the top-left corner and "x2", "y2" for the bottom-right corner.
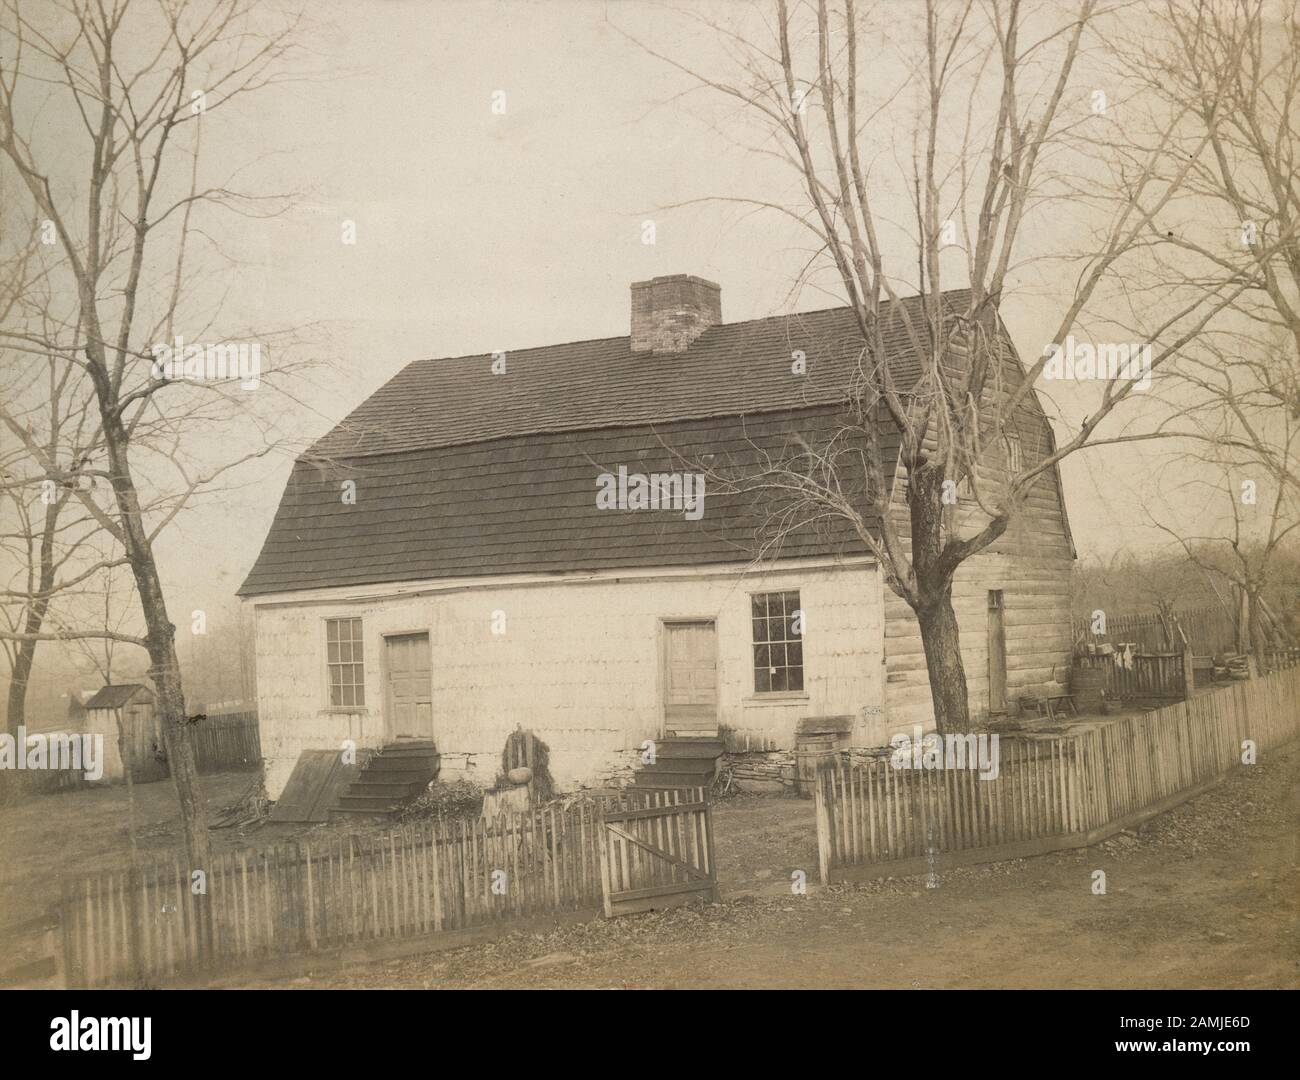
[
  {"x1": 326, "y1": 617, "x2": 365, "y2": 707},
  {"x1": 752, "y1": 590, "x2": 804, "y2": 693}
]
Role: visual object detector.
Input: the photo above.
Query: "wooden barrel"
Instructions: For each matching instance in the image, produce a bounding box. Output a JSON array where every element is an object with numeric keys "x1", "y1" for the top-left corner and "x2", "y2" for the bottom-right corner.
[
  {"x1": 795, "y1": 733, "x2": 839, "y2": 798},
  {"x1": 1071, "y1": 664, "x2": 1107, "y2": 713}
]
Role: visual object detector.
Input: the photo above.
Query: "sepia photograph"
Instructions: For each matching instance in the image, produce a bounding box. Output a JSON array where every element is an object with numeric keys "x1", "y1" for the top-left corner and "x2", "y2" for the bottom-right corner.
[{"x1": 0, "y1": 0, "x2": 1295, "y2": 1033}]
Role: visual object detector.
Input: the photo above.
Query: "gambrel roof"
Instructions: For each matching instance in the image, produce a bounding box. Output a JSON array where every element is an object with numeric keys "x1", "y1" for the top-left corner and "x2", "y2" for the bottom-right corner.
[{"x1": 239, "y1": 291, "x2": 974, "y2": 597}]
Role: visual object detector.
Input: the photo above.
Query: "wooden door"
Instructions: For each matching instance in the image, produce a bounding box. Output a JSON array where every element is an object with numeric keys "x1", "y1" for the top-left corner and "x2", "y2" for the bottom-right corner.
[
  {"x1": 385, "y1": 632, "x2": 433, "y2": 740},
  {"x1": 663, "y1": 621, "x2": 718, "y2": 736},
  {"x1": 125, "y1": 701, "x2": 167, "y2": 782},
  {"x1": 987, "y1": 590, "x2": 1007, "y2": 713}
]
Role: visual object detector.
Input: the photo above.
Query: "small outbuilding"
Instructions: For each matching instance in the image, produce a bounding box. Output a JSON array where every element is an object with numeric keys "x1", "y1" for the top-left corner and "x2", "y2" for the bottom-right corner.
[{"x1": 83, "y1": 684, "x2": 168, "y2": 783}]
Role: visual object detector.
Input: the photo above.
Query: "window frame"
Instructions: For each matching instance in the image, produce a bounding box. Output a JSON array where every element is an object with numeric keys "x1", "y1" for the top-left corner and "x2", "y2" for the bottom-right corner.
[
  {"x1": 749, "y1": 589, "x2": 805, "y2": 695},
  {"x1": 324, "y1": 616, "x2": 367, "y2": 710}
]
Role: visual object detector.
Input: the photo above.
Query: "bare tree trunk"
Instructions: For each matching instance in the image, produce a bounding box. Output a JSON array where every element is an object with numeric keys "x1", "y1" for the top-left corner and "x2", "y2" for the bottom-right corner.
[
  {"x1": 101, "y1": 417, "x2": 211, "y2": 874},
  {"x1": 5, "y1": 497, "x2": 60, "y2": 738},
  {"x1": 1245, "y1": 587, "x2": 1268, "y2": 673},
  {"x1": 5, "y1": 631, "x2": 39, "y2": 737},
  {"x1": 1236, "y1": 585, "x2": 1251, "y2": 656},
  {"x1": 903, "y1": 455, "x2": 997, "y2": 733},
  {"x1": 916, "y1": 585, "x2": 969, "y2": 736}
]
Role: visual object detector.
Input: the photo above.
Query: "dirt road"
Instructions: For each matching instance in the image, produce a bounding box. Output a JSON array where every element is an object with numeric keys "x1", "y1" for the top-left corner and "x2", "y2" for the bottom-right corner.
[{"x1": 249, "y1": 743, "x2": 1300, "y2": 990}]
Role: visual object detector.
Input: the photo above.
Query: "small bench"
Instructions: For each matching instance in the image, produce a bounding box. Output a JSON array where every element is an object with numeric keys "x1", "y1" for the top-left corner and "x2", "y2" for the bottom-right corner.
[{"x1": 1021, "y1": 691, "x2": 1078, "y2": 722}]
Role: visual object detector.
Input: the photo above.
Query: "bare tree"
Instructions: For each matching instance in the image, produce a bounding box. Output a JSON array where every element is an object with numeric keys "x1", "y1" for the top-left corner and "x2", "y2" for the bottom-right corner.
[
  {"x1": 1134, "y1": 0, "x2": 1300, "y2": 388},
  {"x1": 1125, "y1": 0, "x2": 1300, "y2": 667},
  {"x1": 0, "y1": 0, "x2": 306, "y2": 871},
  {"x1": 0, "y1": 215, "x2": 116, "y2": 741},
  {"x1": 635, "y1": 0, "x2": 1242, "y2": 730},
  {"x1": 1149, "y1": 447, "x2": 1299, "y2": 669}
]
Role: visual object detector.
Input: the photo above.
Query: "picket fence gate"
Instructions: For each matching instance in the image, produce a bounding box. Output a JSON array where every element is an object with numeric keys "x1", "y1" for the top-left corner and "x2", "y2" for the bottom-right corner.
[{"x1": 597, "y1": 787, "x2": 718, "y2": 916}]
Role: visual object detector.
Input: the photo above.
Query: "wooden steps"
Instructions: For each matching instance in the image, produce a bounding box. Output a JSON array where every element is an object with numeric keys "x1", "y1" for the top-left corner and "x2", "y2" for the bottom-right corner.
[
  {"x1": 330, "y1": 740, "x2": 439, "y2": 818},
  {"x1": 633, "y1": 736, "x2": 723, "y2": 790}
]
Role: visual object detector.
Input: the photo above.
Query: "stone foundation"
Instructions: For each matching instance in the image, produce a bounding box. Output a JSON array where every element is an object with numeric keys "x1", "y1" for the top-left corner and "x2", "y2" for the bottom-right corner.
[{"x1": 724, "y1": 749, "x2": 797, "y2": 793}]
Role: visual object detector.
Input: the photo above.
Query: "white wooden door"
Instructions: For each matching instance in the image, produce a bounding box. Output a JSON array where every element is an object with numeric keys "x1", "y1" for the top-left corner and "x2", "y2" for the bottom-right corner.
[
  {"x1": 663, "y1": 621, "x2": 718, "y2": 736},
  {"x1": 385, "y1": 632, "x2": 433, "y2": 740}
]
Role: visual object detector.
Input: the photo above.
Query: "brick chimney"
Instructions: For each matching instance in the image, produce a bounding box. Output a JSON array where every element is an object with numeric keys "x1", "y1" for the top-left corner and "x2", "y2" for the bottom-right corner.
[{"x1": 630, "y1": 274, "x2": 722, "y2": 354}]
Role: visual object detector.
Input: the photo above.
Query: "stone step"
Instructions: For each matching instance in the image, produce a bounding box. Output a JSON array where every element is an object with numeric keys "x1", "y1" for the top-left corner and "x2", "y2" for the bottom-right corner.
[
  {"x1": 355, "y1": 768, "x2": 433, "y2": 785},
  {"x1": 652, "y1": 742, "x2": 724, "y2": 760},
  {"x1": 632, "y1": 771, "x2": 713, "y2": 789},
  {"x1": 641, "y1": 756, "x2": 716, "y2": 774},
  {"x1": 328, "y1": 741, "x2": 439, "y2": 816},
  {"x1": 347, "y1": 780, "x2": 428, "y2": 798},
  {"x1": 370, "y1": 753, "x2": 439, "y2": 771}
]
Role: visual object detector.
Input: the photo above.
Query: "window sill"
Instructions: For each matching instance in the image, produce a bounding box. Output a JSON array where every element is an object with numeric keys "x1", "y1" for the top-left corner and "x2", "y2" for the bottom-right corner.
[
  {"x1": 742, "y1": 692, "x2": 810, "y2": 706},
  {"x1": 322, "y1": 707, "x2": 370, "y2": 715}
]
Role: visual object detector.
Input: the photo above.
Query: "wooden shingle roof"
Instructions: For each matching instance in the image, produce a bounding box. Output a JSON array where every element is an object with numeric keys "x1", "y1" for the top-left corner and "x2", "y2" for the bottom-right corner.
[
  {"x1": 241, "y1": 292, "x2": 968, "y2": 597},
  {"x1": 307, "y1": 291, "x2": 967, "y2": 460}
]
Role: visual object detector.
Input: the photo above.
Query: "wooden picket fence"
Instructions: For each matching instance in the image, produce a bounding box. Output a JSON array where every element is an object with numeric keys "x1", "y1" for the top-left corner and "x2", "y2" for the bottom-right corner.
[
  {"x1": 1072, "y1": 606, "x2": 1238, "y2": 656},
  {"x1": 1074, "y1": 650, "x2": 1188, "y2": 703},
  {"x1": 1265, "y1": 646, "x2": 1300, "y2": 672},
  {"x1": 52, "y1": 787, "x2": 717, "y2": 987},
  {"x1": 815, "y1": 666, "x2": 1300, "y2": 883},
  {"x1": 192, "y1": 711, "x2": 262, "y2": 774}
]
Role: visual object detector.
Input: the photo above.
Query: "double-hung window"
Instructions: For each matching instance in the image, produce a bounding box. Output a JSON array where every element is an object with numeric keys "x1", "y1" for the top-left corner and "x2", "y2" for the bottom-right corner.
[
  {"x1": 326, "y1": 617, "x2": 365, "y2": 707},
  {"x1": 751, "y1": 590, "x2": 804, "y2": 692}
]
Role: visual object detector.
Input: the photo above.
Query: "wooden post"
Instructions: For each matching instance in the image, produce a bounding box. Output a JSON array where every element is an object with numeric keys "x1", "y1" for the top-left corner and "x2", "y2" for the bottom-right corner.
[
  {"x1": 51, "y1": 898, "x2": 69, "y2": 989},
  {"x1": 127, "y1": 864, "x2": 145, "y2": 986},
  {"x1": 303, "y1": 841, "x2": 316, "y2": 951},
  {"x1": 702, "y1": 787, "x2": 720, "y2": 902},
  {"x1": 1181, "y1": 629, "x2": 1195, "y2": 703},
  {"x1": 814, "y1": 765, "x2": 832, "y2": 884},
  {"x1": 596, "y1": 802, "x2": 613, "y2": 918}
]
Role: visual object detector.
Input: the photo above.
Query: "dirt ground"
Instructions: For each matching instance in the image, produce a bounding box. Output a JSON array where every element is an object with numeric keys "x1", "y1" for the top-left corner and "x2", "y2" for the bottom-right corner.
[{"x1": 3, "y1": 745, "x2": 1296, "y2": 989}]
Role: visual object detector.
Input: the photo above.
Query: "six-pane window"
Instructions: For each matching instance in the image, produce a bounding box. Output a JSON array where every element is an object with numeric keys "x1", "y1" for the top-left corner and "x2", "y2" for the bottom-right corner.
[
  {"x1": 752, "y1": 590, "x2": 804, "y2": 693},
  {"x1": 326, "y1": 617, "x2": 365, "y2": 707}
]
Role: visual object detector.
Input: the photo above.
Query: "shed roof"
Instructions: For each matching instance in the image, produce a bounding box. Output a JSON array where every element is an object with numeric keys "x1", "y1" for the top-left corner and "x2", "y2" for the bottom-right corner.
[{"x1": 85, "y1": 684, "x2": 151, "y2": 710}]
